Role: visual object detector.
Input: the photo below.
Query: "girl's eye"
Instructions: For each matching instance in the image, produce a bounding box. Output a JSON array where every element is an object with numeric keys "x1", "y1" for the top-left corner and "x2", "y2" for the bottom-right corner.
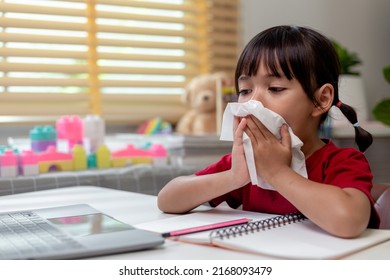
[
  {"x1": 238, "y1": 89, "x2": 252, "y2": 96},
  {"x1": 269, "y1": 87, "x2": 285, "y2": 93}
]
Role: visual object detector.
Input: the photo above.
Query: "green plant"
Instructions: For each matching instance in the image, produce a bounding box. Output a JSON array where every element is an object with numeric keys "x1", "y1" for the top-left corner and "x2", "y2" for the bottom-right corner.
[
  {"x1": 332, "y1": 40, "x2": 362, "y2": 76},
  {"x1": 372, "y1": 65, "x2": 390, "y2": 126}
]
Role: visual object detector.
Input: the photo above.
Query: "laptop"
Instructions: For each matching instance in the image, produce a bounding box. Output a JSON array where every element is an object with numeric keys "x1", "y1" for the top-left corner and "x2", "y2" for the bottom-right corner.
[{"x1": 0, "y1": 204, "x2": 164, "y2": 260}]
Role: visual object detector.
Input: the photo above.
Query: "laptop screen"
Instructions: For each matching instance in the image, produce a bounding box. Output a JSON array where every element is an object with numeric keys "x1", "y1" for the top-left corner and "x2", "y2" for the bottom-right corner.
[{"x1": 48, "y1": 213, "x2": 133, "y2": 237}]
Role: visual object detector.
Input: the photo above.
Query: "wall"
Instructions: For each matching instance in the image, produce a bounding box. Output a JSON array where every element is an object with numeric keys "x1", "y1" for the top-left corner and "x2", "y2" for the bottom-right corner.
[{"x1": 240, "y1": 0, "x2": 390, "y2": 120}]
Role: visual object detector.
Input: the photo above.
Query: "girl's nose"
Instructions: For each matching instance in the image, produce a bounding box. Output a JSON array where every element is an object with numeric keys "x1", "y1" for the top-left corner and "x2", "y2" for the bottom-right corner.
[{"x1": 249, "y1": 89, "x2": 263, "y2": 102}]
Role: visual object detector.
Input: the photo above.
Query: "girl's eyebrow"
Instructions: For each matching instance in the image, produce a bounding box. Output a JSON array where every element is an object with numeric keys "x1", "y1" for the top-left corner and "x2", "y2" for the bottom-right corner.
[
  {"x1": 238, "y1": 73, "x2": 284, "y2": 82},
  {"x1": 238, "y1": 75, "x2": 250, "y2": 81}
]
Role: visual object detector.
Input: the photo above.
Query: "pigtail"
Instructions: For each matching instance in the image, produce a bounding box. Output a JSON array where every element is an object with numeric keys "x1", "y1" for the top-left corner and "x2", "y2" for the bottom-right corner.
[{"x1": 335, "y1": 101, "x2": 373, "y2": 152}]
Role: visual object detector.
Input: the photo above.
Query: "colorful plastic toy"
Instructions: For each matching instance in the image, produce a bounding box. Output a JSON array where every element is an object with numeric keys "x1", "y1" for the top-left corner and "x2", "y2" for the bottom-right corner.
[
  {"x1": 37, "y1": 146, "x2": 74, "y2": 173},
  {"x1": 0, "y1": 149, "x2": 18, "y2": 177},
  {"x1": 83, "y1": 115, "x2": 105, "y2": 153},
  {"x1": 111, "y1": 144, "x2": 152, "y2": 167},
  {"x1": 136, "y1": 117, "x2": 172, "y2": 135},
  {"x1": 0, "y1": 114, "x2": 173, "y2": 178},
  {"x1": 29, "y1": 125, "x2": 57, "y2": 152},
  {"x1": 95, "y1": 144, "x2": 111, "y2": 169},
  {"x1": 56, "y1": 115, "x2": 83, "y2": 151},
  {"x1": 19, "y1": 150, "x2": 39, "y2": 176},
  {"x1": 148, "y1": 143, "x2": 168, "y2": 166},
  {"x1": 72, "y1": 144, "x2": 87, "y2": 170},
  {"x1": 37, "y1": 145, "x2": 90, "y2": 173},
  {"x1": 110, "y1": 143, "x2": 168, "y2": 167}
]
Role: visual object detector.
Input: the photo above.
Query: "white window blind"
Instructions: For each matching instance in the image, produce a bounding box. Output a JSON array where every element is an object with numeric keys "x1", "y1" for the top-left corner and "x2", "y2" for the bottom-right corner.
[{"x1": 0, "y1": 0, "x2": 239, "y2": 125}]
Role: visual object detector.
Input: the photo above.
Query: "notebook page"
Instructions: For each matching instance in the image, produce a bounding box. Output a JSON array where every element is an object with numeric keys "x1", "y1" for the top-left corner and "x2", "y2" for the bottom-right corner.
[
  {"x1": 135, "y1": 204, "x2": 274, "y2": 238},
  {"x1": 211, "y1": 219, "x2": 390, "y2": 259}
]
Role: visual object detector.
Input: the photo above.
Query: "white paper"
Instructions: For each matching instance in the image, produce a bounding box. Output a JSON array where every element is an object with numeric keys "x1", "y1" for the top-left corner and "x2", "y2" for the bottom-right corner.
[{"x1": 220, "y1": 100, "x2": 307, "y2": 190}]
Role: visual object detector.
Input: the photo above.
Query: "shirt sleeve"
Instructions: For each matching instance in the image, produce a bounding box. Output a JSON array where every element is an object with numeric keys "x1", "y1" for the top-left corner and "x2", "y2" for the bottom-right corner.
[
  {"x1": 323, "y1": 148, "x2": 373, "y2": 194},
  {"x1": 321, "y1": 148, "x2": 379, "y2": 228}
]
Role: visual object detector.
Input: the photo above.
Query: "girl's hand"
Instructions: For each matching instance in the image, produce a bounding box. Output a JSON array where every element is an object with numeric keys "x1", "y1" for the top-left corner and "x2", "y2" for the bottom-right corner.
[
  {"x1": 244, "y1": 115, "x2": 292, "y2": 185},
  {"x1": 229, "y1": 116, "x2": 251, "y2": 188}
]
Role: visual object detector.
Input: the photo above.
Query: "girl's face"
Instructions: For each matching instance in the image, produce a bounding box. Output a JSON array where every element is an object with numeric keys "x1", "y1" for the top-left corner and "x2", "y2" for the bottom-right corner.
[{"x1": 237, "y1": 62, "x2": 316, "y2": 140}]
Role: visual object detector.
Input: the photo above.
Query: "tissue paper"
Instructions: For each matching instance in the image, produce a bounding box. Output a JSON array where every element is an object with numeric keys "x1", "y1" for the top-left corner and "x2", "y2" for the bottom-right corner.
[{"x1": 220, "y1": 100, "x2": 307, "y2": 190}]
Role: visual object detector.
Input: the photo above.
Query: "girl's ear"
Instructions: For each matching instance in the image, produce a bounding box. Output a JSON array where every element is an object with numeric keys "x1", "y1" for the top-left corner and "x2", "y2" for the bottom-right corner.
[{"x1": 312, "y1": 83, "x2": 334, "y2": 117}]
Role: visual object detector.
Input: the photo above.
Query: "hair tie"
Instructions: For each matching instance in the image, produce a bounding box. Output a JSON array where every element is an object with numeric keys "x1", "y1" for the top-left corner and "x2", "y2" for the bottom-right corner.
[
  {"x1": 336, "y1": 101, "x2": 342, "y2": 108},
  {"x1": 353, "y1": 122, "x2": 360, "y2": 128}
]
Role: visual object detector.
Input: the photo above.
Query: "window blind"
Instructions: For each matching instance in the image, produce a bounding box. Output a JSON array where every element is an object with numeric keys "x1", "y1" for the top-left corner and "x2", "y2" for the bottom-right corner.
[{"x1": 0, "y1": 0, "x2": 239, "y2": 125}]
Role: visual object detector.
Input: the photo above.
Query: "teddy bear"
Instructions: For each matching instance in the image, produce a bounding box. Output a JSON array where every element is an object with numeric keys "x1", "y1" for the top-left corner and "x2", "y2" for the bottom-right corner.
[{"x1": 176, "y1": 72, "x2": 233, "y2": 135}]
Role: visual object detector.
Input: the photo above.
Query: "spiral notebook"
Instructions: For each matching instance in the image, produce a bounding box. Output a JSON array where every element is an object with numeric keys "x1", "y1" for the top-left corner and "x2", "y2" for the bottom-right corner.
[{"x1": 135, "y1": 206, "x2": 390, "y2": 259}]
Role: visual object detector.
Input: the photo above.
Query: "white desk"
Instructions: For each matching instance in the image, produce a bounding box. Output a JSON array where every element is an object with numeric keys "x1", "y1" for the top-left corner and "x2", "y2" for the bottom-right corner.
[{"x1": 0, "y1": 186, "x2": 389, "y2": 260}]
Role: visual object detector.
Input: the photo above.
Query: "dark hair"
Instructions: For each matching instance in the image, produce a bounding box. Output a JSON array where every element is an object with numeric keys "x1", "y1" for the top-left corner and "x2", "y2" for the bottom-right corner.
[{"x1": 235, "y1": 25, "x2": 372, "y2": 152}]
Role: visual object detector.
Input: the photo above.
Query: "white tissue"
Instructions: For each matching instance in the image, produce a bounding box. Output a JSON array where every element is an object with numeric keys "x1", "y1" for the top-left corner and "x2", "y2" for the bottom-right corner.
[{"x1": 220, "y1": 100, "x2": 307, "y2": 190}]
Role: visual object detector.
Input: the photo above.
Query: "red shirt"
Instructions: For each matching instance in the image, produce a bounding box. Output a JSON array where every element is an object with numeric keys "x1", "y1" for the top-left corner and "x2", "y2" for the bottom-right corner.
[{"x1": 195, "y1": 140, "x2": 380, "y2": 228}]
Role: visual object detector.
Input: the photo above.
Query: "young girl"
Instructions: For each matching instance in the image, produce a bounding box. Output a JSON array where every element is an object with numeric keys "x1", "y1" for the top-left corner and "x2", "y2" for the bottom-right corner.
[{"x1": 158, "y1": 25, "x2": 379, "y2": 238}]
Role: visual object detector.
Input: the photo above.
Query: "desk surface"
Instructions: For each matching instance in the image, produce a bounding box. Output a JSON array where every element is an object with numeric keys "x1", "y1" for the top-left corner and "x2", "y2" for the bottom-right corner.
[{"x1": 0, "y1": 186, "x2": 389, "y2": 260}]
